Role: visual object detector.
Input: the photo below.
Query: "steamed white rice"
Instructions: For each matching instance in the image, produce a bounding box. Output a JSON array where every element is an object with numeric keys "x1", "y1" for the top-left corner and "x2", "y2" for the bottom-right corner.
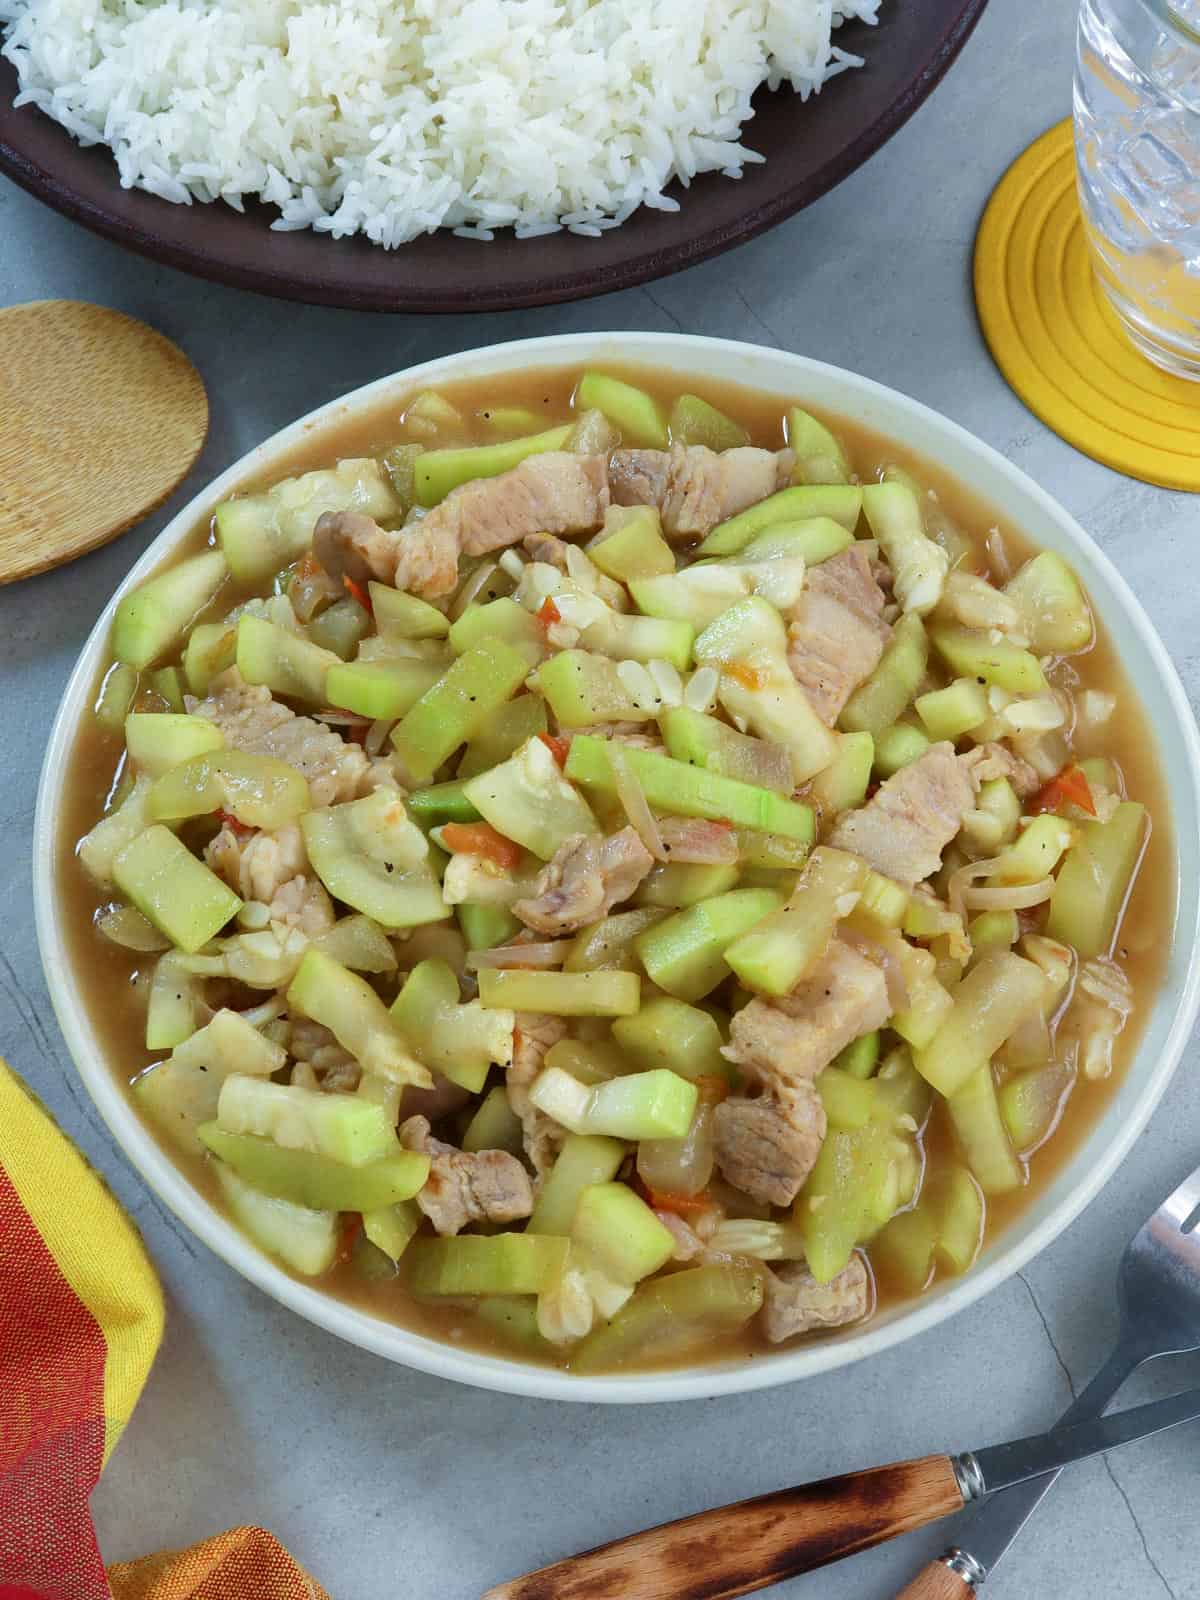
[{"x1": 0, "y1": 0, "x2": 882, "y2": 246}]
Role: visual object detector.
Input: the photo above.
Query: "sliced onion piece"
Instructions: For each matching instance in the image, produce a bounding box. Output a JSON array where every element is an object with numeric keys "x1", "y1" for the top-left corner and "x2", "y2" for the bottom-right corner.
[
  {"x1": 365, "y1": 719, "x2": 395, "y2": 756},
  {"x1": 96, "y1": 904, "x2": 170, "y2": 952},
  {"x1": 515, "y1": 561, "x2": 562, "y2": 613},
  {"x1": 607, "y1": 740, "x2": 666, "y2": 861},
  {"x1": 313, "y1": 710, "x2": 371, "y2": 729},
  {"x1": 290, "y1": 566, "x2": 343, "y2": 624},
  {"x1": 1000, "y1": 695, "x2": 1067, "y2": 734},
  {"x1": 449, "y1": 559, "x2": 500, "y2": 621},
  {"x1": 653, "y1": 1211, "x2": 704, "y2": 1261},
  {"x1": 947, "y1": 856, "x2": 1004, "y2": 923},
  {"x1": 467, "y1": 940, "x2": 573, "y2": 970},
  {"x1": 962, "y1": 877, "x2": 1055, "y2": 911},
  {"x1": 237, "y1": 994, "x2": 288, "y2": 1029},
  {"x1": 985, "y1": 526, "x2": 1013, "y2": 583},
  {"x1": 1079, "y1": 690, "x2": 1116, "y2": 728},
  {"x1": 843, "y1": 927, "x2": 909, "y2": 1012}
]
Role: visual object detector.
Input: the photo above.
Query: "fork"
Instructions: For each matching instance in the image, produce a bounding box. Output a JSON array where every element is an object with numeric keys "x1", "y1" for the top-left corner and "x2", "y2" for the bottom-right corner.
[
  {"x1": 894, "y1": 1161, "x2": 1200, "y2": 1595},
  {"x1": 482, "y1": 1164, "x2": 1200, "y2": 1600}
]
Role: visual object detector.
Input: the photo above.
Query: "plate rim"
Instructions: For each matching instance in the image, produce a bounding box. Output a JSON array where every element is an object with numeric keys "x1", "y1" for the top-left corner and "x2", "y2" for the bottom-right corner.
[{"x1": 0, "y1": 0, "x2": 989, "y2": 312}]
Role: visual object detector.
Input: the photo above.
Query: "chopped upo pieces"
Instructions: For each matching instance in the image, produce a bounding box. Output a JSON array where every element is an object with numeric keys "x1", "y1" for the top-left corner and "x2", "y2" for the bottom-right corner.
[{"x1": 71, "y1": 366, "x2": 1160, "y2": 1374}]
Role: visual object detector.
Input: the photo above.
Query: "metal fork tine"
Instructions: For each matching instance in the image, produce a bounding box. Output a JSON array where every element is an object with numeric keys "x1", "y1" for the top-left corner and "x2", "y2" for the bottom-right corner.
[
  {"x1": 899, "y1": 1163, "x2": 1200, "y2": 1595},
  {"x1": 1158, "y1": 1165, "x2": 1200, "y2": 1233}
]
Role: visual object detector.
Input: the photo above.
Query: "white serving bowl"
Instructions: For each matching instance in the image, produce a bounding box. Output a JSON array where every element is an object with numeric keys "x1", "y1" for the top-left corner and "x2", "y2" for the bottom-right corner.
[{"x1": 34, "y1": 332, "x2": 1200, "y2": 1403}]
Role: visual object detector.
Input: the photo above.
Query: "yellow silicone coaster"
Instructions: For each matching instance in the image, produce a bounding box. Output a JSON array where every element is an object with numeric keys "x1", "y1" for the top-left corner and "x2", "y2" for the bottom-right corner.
[{"x1": 975, "y1": 118, "x2": 1200, "y2": 492}]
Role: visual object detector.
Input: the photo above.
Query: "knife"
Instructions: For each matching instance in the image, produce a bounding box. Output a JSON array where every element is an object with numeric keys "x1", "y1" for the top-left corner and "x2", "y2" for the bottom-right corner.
[
  {"x1": 482, "y1": 1386, "x2": 1200, "y2": 1600},
  {"x1": 893, "y1": 1350, "x2": 1136, "y2": 1597}
]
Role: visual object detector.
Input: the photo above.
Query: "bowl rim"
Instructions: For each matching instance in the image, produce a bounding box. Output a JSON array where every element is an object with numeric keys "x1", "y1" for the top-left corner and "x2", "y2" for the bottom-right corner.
[
  {"x1": 34, "y1": 330, "x2": 1200, "y2": 1403},
  {"x1": 0, "y1": 1, "x2": 988, "y2": 313}
]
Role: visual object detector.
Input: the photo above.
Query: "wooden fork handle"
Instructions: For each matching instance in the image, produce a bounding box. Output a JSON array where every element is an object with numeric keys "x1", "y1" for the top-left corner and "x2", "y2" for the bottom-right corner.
[
  {"x1": 894, "y1": 1559, "x2": 975, "y2": 1599},
  {"x1": 482, "y1": 1454, "x2": 965, "y2": 1600}
]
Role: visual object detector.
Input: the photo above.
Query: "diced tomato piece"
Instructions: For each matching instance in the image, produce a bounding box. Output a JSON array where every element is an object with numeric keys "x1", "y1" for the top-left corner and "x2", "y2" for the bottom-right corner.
[
  {"x1": 645, "y1": 1188, "x2": 712, "y2": 1217},
  {"x1": 337, "y1": 1214, "x2": 363, "y2": 1264},
  {"x1": 343, "y1": 574, "x2": 373, "y2": 614},
  {"x1": 1032, "y1": 764, "x2": 1096, "y2": 818},
  {"x1": 441, "y1": 821, "x2": 524, "y2": 870},
  {"x1": 725, "y1": 661, "x2": 768, "y2": 690},
  {"x1": 538, "y1": 732, "x2": 571, "y2": 769},
  {"x1": 216, "y1": 809, "x2": 253, "y2": 837},
  {"x1": 537, "y1": 597, "x2": 562, "y2": 627}
]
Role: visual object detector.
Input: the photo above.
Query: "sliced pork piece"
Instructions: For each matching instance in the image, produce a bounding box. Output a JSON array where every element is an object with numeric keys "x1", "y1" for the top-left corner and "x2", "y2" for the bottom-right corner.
[
  {"x1": 723, "y1": 939, "x2": 891, "y2": 1107},
  {"x1": 205, "y1": 822, "x2": 247, "y2": 893},
  {"x1": 205, "y1": 821, "x2": 334, "y2": 935},
  {"x1": 319, "y1": 1058, "x2": 360, "y2": 1095},
  {"x1": 569, "y1": 722, "x2": 665, "y2": 753},
  {"x1": 206, "y1": 819, "x2": 309, "y2": 902},
  {"x1": 187, "y1": 671, "x2": 369, "y2": 807},
  {"x1": 656, "y1": 816, "x2": 739, "y2": 865},
  {"x1": 713, "y1": 1092, "x2": 826, "y2": 1209},
  {"x1": 807, "y1": 542, "x2": 890, "y2": 626},
  {"x1": 313, "y1": 509, "x2": 401, "y2": 587},
  {"x1": 400, "y1": 1074, "x2": 474, "y2": 1126},
  {"x1": 453, "y1": 453, "x2": 608, "y2": 558},
  {"x1": 828, "y1": 742, "x2": 978, "y2": 886},
  {"x1": 761, "y1": 1256, "x2": 872, "y2": 1343},
  {"x1": 387, "y1": 453, "x2": 609, "y2": 599},
  {"x1": 608, "y1": 450, "x2": 671, "y2": 509},
  {"x1": 513, "y1": 827, "x2": 654, "y2": 936},
  {"x1": 609, "y1": 444, "x2": 791, "y2": 540},
  {"x1": 787, "y1": 596, "x2": 887, "y2": 726},
  {"x1": 714, "y1": 940, "x2": 888, "y2": 1207},
  {"x1": 786, "y1": 545, "x2": 891, "y2": 725},
  {"x1": 267, "y1": 875, "x2": 336, "y2": 936},
  {"x1": 522, "y1": 532, "x2": 573, "y2": 568},
  {"x1": 400, "y1": 1115, "x2": 533, "y2": 1237},
  {"x1": 507, "y1": 1012, "x2": 569, "y2": 1176},
  {"x1": 964, "y1": 741, "x2": 1041, "y2": 798},
  {"x1": 289, "y1": 1017, "x2": 359, "y2": 1088},
  {"x1": 388, "y1": 520, "x2": 461, "y2": 600},
  {"x1": 358, "y1": 756, "x2": 407, "y2": 797}
]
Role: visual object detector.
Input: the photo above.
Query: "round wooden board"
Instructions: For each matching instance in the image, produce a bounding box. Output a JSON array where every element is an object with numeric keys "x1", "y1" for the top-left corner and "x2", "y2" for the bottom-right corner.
[{"x1": 0, "y1": 300, "x2": 208, "y2": 584}]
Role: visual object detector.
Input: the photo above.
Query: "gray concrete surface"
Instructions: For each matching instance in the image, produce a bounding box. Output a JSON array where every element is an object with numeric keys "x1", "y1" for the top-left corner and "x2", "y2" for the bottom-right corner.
[{"x1": 3, "y1": 1, "x2": 1199, "y2": 1594}]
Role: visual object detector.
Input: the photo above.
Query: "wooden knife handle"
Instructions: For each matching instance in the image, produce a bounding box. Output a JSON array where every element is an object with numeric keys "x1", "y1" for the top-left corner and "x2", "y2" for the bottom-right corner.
[
  {"x1": 482, "y1": 1454, "x2": 965, "y2": 1600},
  {"x1": 893, "y1": 1559, "x2": 975, "y2": 1599}
]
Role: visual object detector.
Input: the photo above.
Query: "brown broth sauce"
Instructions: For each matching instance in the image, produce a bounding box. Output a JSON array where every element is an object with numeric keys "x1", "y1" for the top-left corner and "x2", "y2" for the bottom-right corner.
[{"x1": 56, "y1": 363, "x2": 1175, "y2": 1374}]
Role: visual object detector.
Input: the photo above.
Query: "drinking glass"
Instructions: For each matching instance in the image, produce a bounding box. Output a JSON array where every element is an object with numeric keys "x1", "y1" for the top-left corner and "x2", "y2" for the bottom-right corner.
[{"x1": 1075, "y1": 0, "x2": 1200, "y2": 378}]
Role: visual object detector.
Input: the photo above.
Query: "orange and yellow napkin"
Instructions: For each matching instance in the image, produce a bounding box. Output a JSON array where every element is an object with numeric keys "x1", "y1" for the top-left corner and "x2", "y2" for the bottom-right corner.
[{"x1": 0, "y1": 1059, "x2": 329, "y2": 1600}]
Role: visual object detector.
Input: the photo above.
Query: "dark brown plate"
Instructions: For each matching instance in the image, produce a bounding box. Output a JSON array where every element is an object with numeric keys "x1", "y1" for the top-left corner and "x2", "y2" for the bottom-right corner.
[{"x1": 0, "y1": 0, "x2": 987, "y2": 312}]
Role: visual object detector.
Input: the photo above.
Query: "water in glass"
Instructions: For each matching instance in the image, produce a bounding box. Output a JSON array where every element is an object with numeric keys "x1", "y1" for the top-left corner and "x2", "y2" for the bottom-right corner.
[{"x1": 1075, "y1": 0, "x2": 1200, "y2": 378}]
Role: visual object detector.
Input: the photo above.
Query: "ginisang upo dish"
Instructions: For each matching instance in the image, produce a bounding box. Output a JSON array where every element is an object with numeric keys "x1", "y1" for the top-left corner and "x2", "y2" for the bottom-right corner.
[{"x1": 60, "y1": 366, "x2": 1168, "y2": 1375}]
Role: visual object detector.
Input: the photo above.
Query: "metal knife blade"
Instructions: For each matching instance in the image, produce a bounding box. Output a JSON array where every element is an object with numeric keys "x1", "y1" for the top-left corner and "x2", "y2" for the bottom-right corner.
[
  {"x1": 932, "y1": 1352, "x2": 1132, "y2": 1581},
  {"x1": 960, "y1": 1385, "x2": 1200, "y2": 1501}
]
